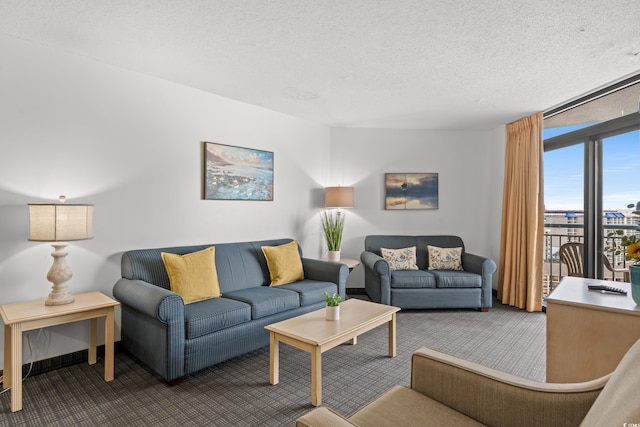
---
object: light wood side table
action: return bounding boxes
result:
[1,291,119,412]
[321,257,360,272]
[546,277,640,383]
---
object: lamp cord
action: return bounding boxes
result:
[0,329,38,392]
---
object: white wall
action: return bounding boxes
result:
[328,127,506,289]
[0,35,331,368]
[0,34,507,369]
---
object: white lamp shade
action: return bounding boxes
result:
[29,204,94,241]
[324,187,354,208]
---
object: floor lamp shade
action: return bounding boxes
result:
[28,201,94,305]
[324,187,354,208]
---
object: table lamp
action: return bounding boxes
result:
[28,196,94,305]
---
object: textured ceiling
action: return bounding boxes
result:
[1,0,639,129]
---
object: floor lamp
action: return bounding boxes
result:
[28,196,94,306]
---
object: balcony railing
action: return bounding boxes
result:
[543,223,636,297]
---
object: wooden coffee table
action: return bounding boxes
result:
[265,298,400,406]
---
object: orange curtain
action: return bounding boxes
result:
[498,112,544,312]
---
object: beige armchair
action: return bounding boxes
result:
[297,339,640,427]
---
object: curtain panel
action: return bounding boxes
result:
[498,112,544,312]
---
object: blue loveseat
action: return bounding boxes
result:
[113,238,348,384]
[361,235,496,311]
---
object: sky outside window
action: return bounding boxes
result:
[543,127,640,210]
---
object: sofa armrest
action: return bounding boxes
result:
[113,278,184,322]
[296,407,356,427]
[410,347,607,427]
[461,252,496,276]
[462,252,496,309]
[113,278,186,383]
[360,251,391,304]
[302,258,349,300]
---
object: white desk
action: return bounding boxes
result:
[546,277,640,383]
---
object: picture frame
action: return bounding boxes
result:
[385,173,438,210]
[203,142,274,201]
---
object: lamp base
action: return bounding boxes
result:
[45,291,75,306]
[45,243,75,306]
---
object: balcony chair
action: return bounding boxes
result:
[558,242,629,281]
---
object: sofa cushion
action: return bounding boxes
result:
[161,246,221,304]
[261,240,305,286]
[428,245,463,271]
[390,270,436,288]
[381,246,419,270]
[223,286,300,319]
[349,385,485,427]
[184,297,251,339]
[430,270,482,288]
[277,280,338,306]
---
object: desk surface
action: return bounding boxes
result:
[546,277,640,382]
[0,291,119,325]
[546,276,640,315]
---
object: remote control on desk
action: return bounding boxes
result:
[587,284,627,295]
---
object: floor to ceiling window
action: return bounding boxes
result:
[542,76,640,296]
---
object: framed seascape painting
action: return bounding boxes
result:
[385,173,438,210]
[203,142,274,201]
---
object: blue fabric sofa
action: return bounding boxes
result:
[113,238,348,384]
[360,235,496,311]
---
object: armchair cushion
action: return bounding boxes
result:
[349,385,484,427]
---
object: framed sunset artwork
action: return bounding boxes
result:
[385,173,438,210]
[203,142,274,201]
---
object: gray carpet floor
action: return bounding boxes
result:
[0,295,546,426]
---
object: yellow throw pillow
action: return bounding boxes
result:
[261,240,305,286]
[161,246,221,304]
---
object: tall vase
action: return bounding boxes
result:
[328,250,341,262]
[630,265,640,305]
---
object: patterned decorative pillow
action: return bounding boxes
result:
[381,247,419,270]
[427,245,463,270]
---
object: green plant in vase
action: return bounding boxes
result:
[324,291,342,306]
[628,242,640,305]
[324,291,342,320]
[321,210,345,261]
[604,202,640,259]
